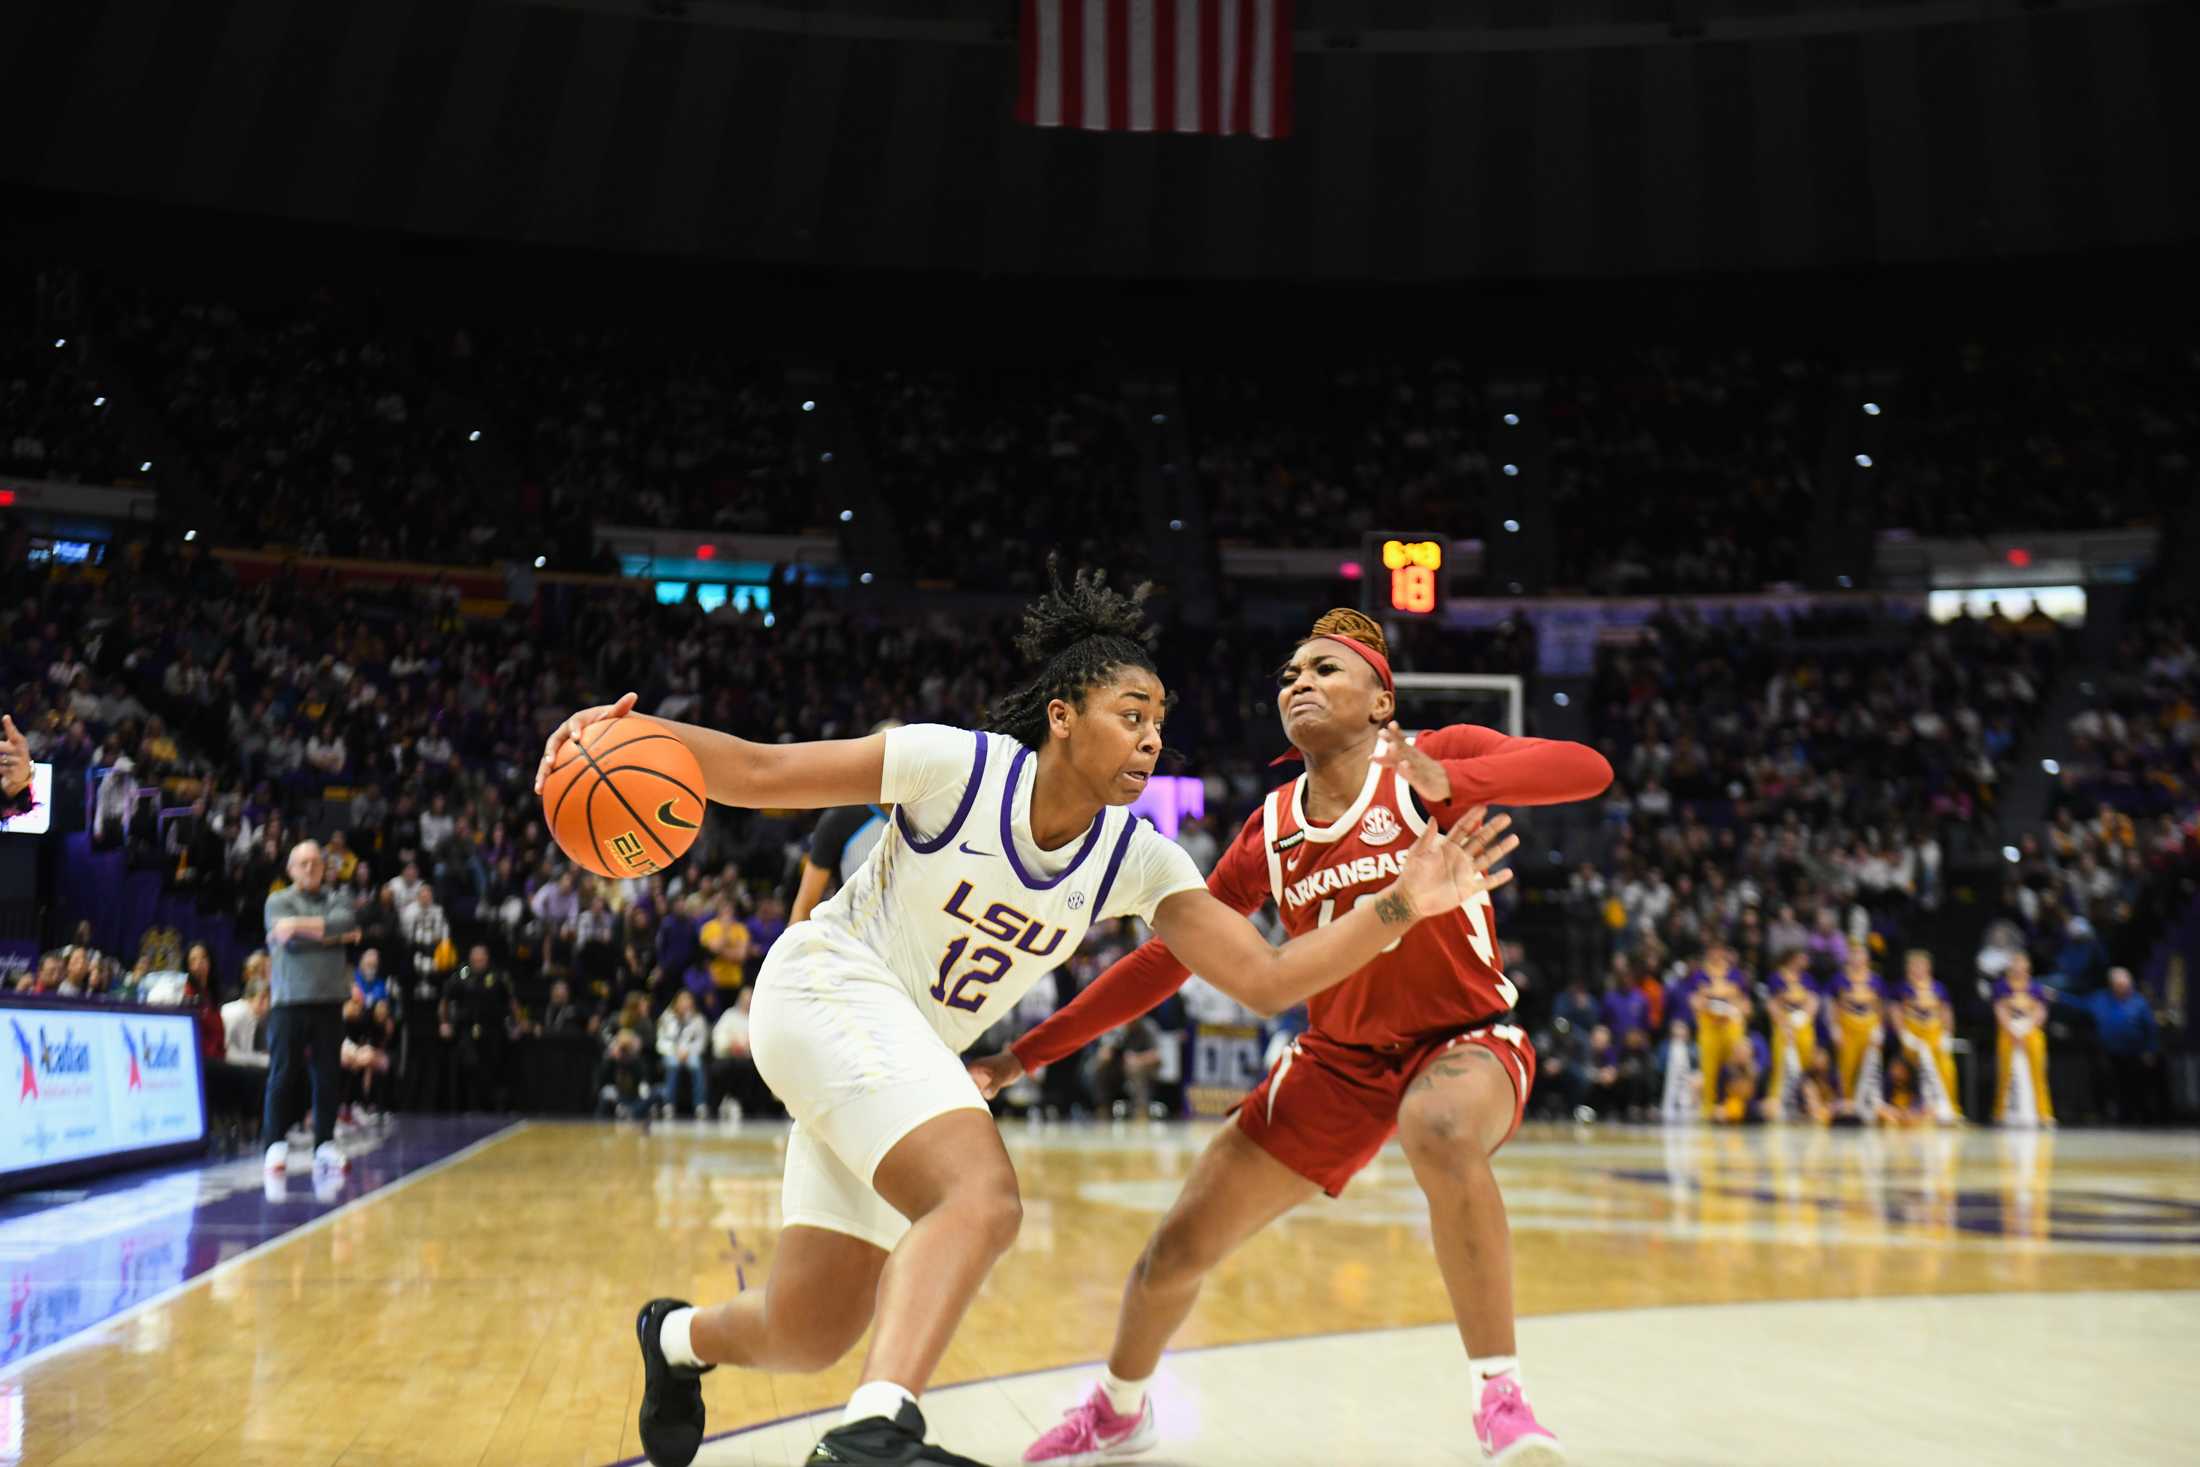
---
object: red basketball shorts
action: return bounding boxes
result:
[1234,1024,1536,1197]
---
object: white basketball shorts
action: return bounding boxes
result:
[750,929,989,1252]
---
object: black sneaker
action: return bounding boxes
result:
[635,1297,713,1467]
[806,1400,994,1465]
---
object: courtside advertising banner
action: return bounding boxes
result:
[2,1001,207,1185]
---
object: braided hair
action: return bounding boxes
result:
[986,558,1160,750]
[1304,607,1389,663]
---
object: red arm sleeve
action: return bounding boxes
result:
[1010,812,1272,1072]
[1413,723,1614,812]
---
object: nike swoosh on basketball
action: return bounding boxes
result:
[958,841,998,858]
[656,800,700,830]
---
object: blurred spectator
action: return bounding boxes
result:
[595,1029,653,1120]
[443,943,518,1112]
[1090,1019,1162,1118]
[339,990,392,1119]
[709,985,775,1119]
[2044,967,2160,1125]
[539,978,591,1037]
[656,988,710,1119]
[261,842,359,1176]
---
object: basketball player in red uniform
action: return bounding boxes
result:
[972,610,1611,1466]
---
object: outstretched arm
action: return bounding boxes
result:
[981,809,1516,1095]
[1154,809,1515,1018]
[996,813,1274,1085]
[535,692,887,810]
[1374,722,1614,815]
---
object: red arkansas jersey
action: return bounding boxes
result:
[1234,732,1513,1047]
[1011,723,1614,1073]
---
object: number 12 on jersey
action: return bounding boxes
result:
[931,936,1012,1013]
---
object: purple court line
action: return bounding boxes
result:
[597,1286,2200,1465]
[0,1116,523,1379]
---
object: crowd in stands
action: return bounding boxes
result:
[1187,357,1486,550]
[1516,593,2187,1126]
[3,330,131,486]
[1869,341,2200,540]
[485,330,812,539]
[853,366,1146,593]
[1544,349,1821,596]
[15,266,2198,602]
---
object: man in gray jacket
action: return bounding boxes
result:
[264,840,361,1176]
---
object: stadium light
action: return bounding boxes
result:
[533,555,546,568]
[139,461,152,472]
[1503,519,1520,533]
[1168,518,1183,530]
[93,396,105,407]
[2002,846,2021,863]
[1836,575,1853,588]
[468,430,481,442]
[801,400,816,412]
[1552,692,1569,707]
[1502,464,1519,477]
[183,530,196,542]
[859,571,874,584]
[2041,758,2061,775]
[53,338,64,349]
[1854,454,1873,468]
[1503,413,1519,426]
[820,451,834,463]
[839,509,853,522]
[1863,402,1881,415]
[1151,413,1167,425]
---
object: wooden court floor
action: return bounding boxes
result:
[6,1118,2197,1466]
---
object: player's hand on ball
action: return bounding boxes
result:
[966,1051,1025,1100]
[534,692,638,794]
[1391,805,1516,922]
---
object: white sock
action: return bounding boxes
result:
[843,1380,916,1428]
[658,1307,704,1369]
[1099,1367,1149,1415]
[1473,1355,1520,1390]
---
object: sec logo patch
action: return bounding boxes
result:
[1359,806,1402,846]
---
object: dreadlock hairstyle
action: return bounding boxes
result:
[985,557,1161,751]
[1303,607,1389,662]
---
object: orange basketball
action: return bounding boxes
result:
[540,715,707,879]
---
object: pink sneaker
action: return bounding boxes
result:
[1475,1376,1564,1465]
[1023,1384,1157,1465]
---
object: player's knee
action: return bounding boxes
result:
[1399,1105,1480,1176]
[951,1179,1024,1255]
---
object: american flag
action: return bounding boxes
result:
[1016,0,1294,141]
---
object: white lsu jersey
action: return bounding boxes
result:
[768,723,1206,1053]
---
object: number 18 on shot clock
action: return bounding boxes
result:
[1362,532,1446,618]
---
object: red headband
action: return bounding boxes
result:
[1309,634,1394,691]
[1269,635,1395,765]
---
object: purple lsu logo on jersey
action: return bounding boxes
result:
[926,881,1076,1014]
[940,881,1070,959]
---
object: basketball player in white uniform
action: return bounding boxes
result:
[538,564,1519,1467]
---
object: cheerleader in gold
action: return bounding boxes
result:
[1891,950,1962,1124]
[1763,948,1822,1121]
[1993,950,2056,1127]
[1687,941,1752,1117]
[1828,946,1887,1112]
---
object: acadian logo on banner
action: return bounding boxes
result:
[1,1006,205,1179]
